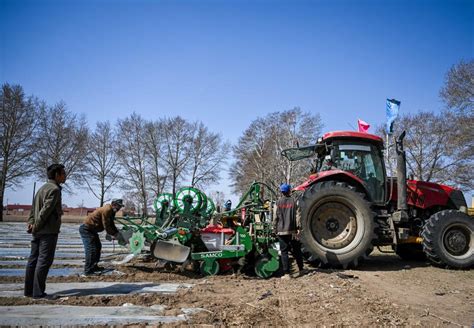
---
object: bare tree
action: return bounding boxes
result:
[32,101,89,191]
[377,110,473,190]
[208,190,226,212]
[231,108,323,194]
[268,108,322,187]
[0,84,38,221]
[162,116,194,195]
[82,121,120,207]
[116,113,150,216]
[440,59,474,190]
[231,116,275,194]
[189,122,228,188]
[444,112,473,190]
[143,120,168,199]
[440,59,474,114]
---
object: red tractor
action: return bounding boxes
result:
[282,131,473,269]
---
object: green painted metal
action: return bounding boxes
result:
[191,226,252,260]
[189,182,281,278]
[174,187,203,214]
[205,198,216,216]
[200,259,219,276]
[129,231,145,255]
[115,183,280,279]
[153,193,174,212]
[255,249,280,278]
[199,191,208,211]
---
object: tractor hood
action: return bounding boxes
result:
[389,179,468,210]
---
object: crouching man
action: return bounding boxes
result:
[79,199,126,275]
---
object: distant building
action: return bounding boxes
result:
[4,204,33,216]
[62,207,96,216]
[3,204,137,217]
[4,204,96,217]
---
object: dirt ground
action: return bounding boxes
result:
[1,250,473,327]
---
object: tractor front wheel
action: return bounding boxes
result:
[299,181,376,268]
[422,210,474,269]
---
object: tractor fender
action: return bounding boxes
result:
[294,170,372,201]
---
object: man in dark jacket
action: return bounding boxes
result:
[24,164,66,298]
[273,183,305,279]
[79,199,125,275]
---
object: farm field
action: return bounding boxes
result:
[0,222,472,326]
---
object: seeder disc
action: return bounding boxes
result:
[129,231,145,255]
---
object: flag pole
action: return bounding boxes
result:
[386,133,390,175]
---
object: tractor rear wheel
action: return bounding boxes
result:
[422,210,474,269]
[299,181,376,268]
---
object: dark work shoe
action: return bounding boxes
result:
[33,293,58,300]
[293,269,309,278]
[93,265,105,272]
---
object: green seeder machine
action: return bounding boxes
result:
[115,182,281,279]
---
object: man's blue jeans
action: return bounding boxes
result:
[79,224,102,274]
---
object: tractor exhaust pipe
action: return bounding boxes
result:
[396,131,407,211]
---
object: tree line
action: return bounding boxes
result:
[0,90,229,220]
[379,59,473,191]
[1,60,472,221]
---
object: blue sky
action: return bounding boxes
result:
[1,0,473,207]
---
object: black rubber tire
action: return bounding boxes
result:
[422,210,474,269]
[393,244,426,261]
[299,181,376,268]
[302,250,322,267]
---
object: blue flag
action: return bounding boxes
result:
[386,98,400,134]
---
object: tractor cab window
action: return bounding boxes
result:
[335,143,385,203]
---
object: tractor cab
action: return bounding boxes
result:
[282,131,387,204]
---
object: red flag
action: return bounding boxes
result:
[358,119,370,133]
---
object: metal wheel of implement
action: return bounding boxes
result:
[129,231,145,255]
[254,254,279,279]
[174,187,203,214]
[200,260,219,276]
[153,193,174,212]
[199,192,208,212]
[206,198,216,216]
